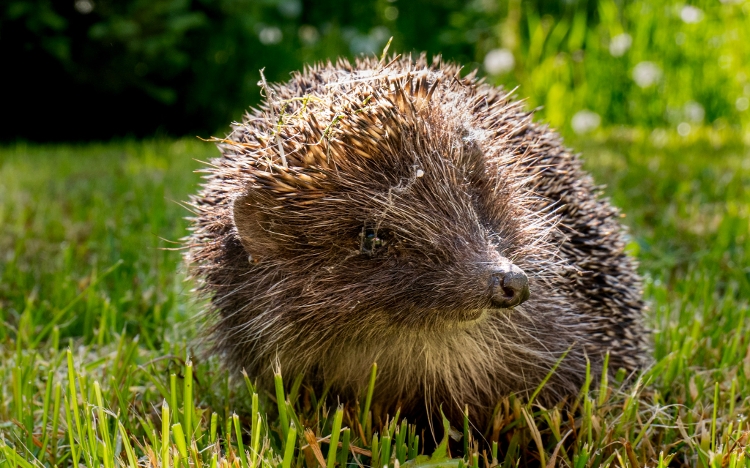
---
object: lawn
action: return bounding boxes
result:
[0,129,749,467]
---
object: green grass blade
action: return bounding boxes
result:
[340,427,351,467]
[327,406,344,468]
[118,421,138,468]
[234,413,249,468]
[161,401,171,468]
[173,422,188,461]
[527,345,572,410]
[275,371,289,442]
[94,381,113,468]
[360,363,378,433]
[63,394,79,468]
[282,423,297,468]
[251,411,262,468]
[184,358,194,439]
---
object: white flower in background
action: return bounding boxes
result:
[650,128,668,148]
[278,0,302,18]
[259,26,283,45]
[75,0,94,13]
[384,6,399,20]
[298,25,319,45]
[680,5,704,23]
[609,33,632,57]
[684,101,705,122]
[737,97,750,111]
[484,49,515,75]
[665,106,682,124]
[571,110,601,134]
[632,62,662,88]
[677,122,691,137]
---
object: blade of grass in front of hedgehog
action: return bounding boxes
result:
[289,373,304,405]
[242,368,256,396]
[522,407,546,467]
[360,362,378,437]
[327,406,344,468]
[463,404,470,458]
[275,371,290,443]
[577,355,592,411]
[286,398,305,449]
[282,422,298,468]
[251,410,263,468]
[380,435,392,468]
[411,422,420,458]
[371,433,380,468]
[251,392,259,454]
[526,344,573,410]
[233,413,249,468]
[597,351,610,408]
[582,389,593,446]
[340,427,351,467]
[395,418,407,463]
[184,358,194,438]
[387,409,400,438]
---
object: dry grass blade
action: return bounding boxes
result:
[522,407,546,467]
[304,428,328,468]
[624,440,641,468]
[545,429,572,468]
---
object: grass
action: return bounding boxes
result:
[0,129,749,467]
[481,0,750,134]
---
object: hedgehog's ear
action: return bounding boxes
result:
[232,193,276,259]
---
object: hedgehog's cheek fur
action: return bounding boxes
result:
[232,192,279,260]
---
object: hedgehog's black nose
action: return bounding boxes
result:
[490,264,530,308]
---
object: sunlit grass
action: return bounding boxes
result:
[0,130,749,467]
[480,0,750,136]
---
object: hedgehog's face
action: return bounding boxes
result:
[229,97,550,332]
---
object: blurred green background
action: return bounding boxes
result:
[5,0,750,141]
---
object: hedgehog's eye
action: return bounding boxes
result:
[360,227,389,257]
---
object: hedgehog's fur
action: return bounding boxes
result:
[186,54,647,427]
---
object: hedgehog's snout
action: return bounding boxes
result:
[489,262,530,309]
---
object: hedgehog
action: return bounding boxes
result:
[186,54,648,428]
